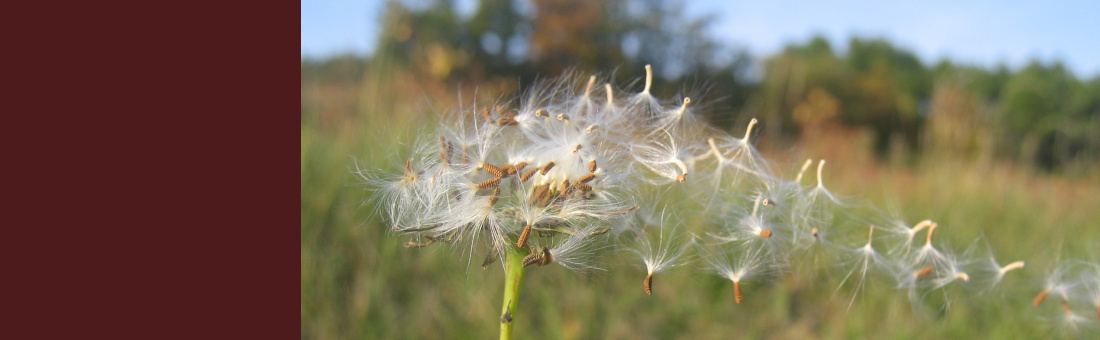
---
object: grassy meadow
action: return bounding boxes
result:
[301,64,1100,339]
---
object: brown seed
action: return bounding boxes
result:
[644,273,654,295]
[535,109,548,118]
[560,179,571,195]
[1033,290,1051,307]
[541,162,556,175]
[400,224,442,232]
[483,163,504,177]
[522,251,542,268]
[759,229,773,238]
[916,264,935,278]
[1062,299,1073,315]
[517,223,533,248]
[514,162,528,172]
[676,173,687,183]
[488,187,501,205]
[577,174,596,184]
[926,222,938,244]
[557,113,569,121]
[541,246,553,266]
[501,164,516,176]
[521,248,543,267]
[404,239,435,248]
[425,233,455,243]
[536,186,553,207]
[477,177,501,189]
[496,105,514,119]
[482,252,497,268]
[439,151,448,163]
[520,168,538,182]
[574,184,593,192]
[572,144,582,153]
[811,228,819,237]
[482,107,492,120]
[734,281,743,304]
[588,160,597,173]
[588,227,612,237]
[528,184,548,205]
[497,116,518,126]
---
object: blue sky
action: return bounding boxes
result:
[301,0,1100,77]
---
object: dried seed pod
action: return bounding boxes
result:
[477,177,502,189]
[517,223,534,248]
[588,160,597,173]
[483,163,504,177]
[577,174,596,184]
[916,264,935,278]
[541,162,556,175]
[644,273,654,295]
[734,281,743,304]
[759,229,773,238]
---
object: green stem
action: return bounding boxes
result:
[499,245,527,340]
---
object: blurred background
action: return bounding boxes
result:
[302,0,1100,338]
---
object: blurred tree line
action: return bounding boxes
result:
[302,0,1100,172]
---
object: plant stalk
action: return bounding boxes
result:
[499,245,527,340]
